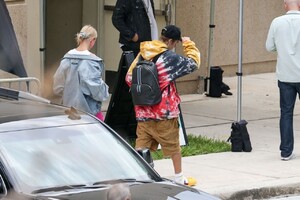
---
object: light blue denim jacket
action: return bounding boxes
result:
[53,53,109,115]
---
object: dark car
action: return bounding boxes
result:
[0,87,220,200]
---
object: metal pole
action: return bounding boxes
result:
[165,0,172,26]
[237,0,244,122]
[206,0,215,94]
[39,0,45,88]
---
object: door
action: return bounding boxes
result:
[44,0,83,98]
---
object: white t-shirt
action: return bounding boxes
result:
[68,49,91,55]
[143,0,158,40]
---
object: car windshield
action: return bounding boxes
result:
[0,116,154,194]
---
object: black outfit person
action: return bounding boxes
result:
[112,0,156,56]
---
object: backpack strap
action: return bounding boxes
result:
[137,55,144,62]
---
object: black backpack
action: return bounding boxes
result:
[227,120,252,152]
[130,52,164,106]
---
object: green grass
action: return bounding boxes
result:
[128,134,231,160]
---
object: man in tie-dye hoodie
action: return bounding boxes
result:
[125,25,201,186]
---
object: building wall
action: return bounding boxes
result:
[175,0,282,93]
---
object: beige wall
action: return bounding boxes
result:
[176,0,283,93]
[26,0,42,81]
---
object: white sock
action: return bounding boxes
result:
[174,172,185,184]
[175,172,183,178]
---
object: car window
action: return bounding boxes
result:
[0,116,153,194]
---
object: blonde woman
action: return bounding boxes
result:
[53,25,109,120]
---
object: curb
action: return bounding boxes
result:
[218,184,300,200]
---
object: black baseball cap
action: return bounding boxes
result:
[161,25,182,41]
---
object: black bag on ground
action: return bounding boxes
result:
[208,66,223,97]
[227,120,252,152]
[131,53,163,106]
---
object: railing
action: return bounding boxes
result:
[0,77,41,95]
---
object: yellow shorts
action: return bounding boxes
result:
[136,118,180,157]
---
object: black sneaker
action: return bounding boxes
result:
[281,153,295,161]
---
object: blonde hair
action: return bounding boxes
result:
[107,183,131,200]
[75,25,97,46]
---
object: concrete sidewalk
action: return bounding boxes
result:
[152,73,300,199]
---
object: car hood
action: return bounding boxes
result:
[34,181,220,200]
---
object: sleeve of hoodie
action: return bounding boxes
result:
[167,40,201,81]
[112,0,135,41]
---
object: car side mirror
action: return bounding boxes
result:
[0,175,7,198]
[137,148,154,168]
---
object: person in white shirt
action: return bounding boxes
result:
[266,0,300,161]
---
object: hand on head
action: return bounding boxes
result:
[181,37,191,43]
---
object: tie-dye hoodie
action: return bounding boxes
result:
[126,39,201,121]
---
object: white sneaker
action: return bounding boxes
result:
[281,153,295,161]
[174,175,197,186]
